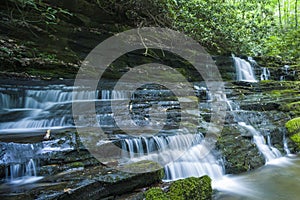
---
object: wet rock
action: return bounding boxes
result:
[0,130,101,180]
[240,102,280,111]
[212,56,236,82]
[1,160,164,200]
[216,125,265,174]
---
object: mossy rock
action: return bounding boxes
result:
[167,176,212,200]
[145,187,168,200]
[291,133,300,143]
[280,101,300,116]
[285,118,300,150]
[285,117,300,135]
[269,89,299,97]
[144,176,212,200]
[216,125,265,174]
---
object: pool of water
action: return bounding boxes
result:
[214,155,300,200]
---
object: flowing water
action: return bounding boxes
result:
[238,122,282,162]
[118,132,224,181]
[261,67,271,80]
[0,72,299,199]
[214,155,300,200]
[233,56,257,82]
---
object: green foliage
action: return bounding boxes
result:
[7,0,300,61]
[262,29,300,61]
[124,0,299,59]
[9,0,72,26]
[95,0,174,26]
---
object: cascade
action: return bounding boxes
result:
[101,90,130,100]
[283,132,291,155]
[0,79,292,196]
[261,67,271,80]
[0,85,98,132]
[1,142,42,184]
[232,56,257,82]
[5,159,39,184]
[208,92,237,111]
[118,132,224,181]
[211,83,284,164]
[238,122,281,162]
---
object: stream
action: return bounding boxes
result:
[215,155,300,199]
[0,56,299,199]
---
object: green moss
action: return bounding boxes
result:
[167,176,212,200]
[68,162,84,168]
[144,176,212,200]
[280,101,300,112]
[260,80,272,83]
[269,89,298,97]
[291,133,300,148]
[285,117,300,135]
[145,187,168,200]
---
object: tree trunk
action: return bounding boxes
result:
[278,0,283,29]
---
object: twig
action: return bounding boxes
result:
[137,23,149,56]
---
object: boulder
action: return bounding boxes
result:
[216,125,265,174]
[285,118,300,151]
[144,175,212,200]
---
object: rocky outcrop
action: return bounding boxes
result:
[216,125,265,174]
[1,160,163,200]
[0,129,165,199]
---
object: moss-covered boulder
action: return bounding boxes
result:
[145,187,169,200]
[285,117,300,151]
[285,117,300,134]
[145,176,212,200]
[167,176,212,200]
[216,125,265,174]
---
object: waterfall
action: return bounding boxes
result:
[0,85,98,132]
[5,159,39,184]
[233,56,257,82]
[238,122,281,162]
[283,132,291,155]
[101,90,130,100]
[118,133,224,181]
[261,67,271,80]
[164,143,224,181]
[1,142,43,184]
